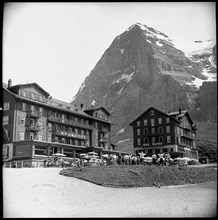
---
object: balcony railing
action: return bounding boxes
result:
[99,137,108,142]
[181,133,194,140]
[142,142,163,147]
[27,110,41,118]
[53,130,87,139]
[26,125,41,132]
[47,116,94,130]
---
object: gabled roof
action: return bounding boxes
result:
[168,110,194,125]
[130,106,180,126]
[84,107,111,116]
[8,82,50,97]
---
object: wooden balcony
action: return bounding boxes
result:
[47,116,93,130]
[53,130,87,140]
[27,110,41,118]
[26,125,41,132]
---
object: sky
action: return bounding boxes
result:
[3,2,216,102]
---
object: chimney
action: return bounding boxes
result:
[179,107,182,114]
[80,103,84,111]
[8,79,12,88]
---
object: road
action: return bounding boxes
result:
[3,167,217,217]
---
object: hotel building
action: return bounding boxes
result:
[2,79,122,164]
[130,106,198,159]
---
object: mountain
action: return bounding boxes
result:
[71,22,217,153]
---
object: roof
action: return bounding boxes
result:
[130,106,180,125]
[8,82,50,97]
[84,107,111,116]
[3,86,111,124]
[168,110,194,125]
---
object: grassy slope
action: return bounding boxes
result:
[59,165,217,188]
[196,123,217,160]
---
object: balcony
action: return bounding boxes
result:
[47,116,94,130]
[181,133,194,140]
[27,110,41,118]
[53,130,87,140]
[26,125,41,132]
[99,137,108,142]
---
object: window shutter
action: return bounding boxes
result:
[18,116,21,125]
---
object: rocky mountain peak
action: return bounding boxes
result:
[71,23,217,152]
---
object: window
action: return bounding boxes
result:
[144,128,148,135]
[137,129,141,135]
[166,117,170,123]
[75,140,78,145]
[81,141,85,146]
[155,149,160,154]
[151,127,155,134]
[167,136,171,143]
[81,129,84,135]
[22,102,28,111]
[61,138,65,143]
[137,121,140,126]
[166,126,170,133]
[54,137,58,143]
[68,127,72,133]
[144,137,149,144]
[38,121,43,129]
[30,132,34,140]
[144,119,147,126]
[4,102,10,111]
[152,137,156,145]
[163,148,168,152]
[20,117,25,125]
[171,148,174,152]
[3,116,9,125]
[48,134,52,142]
[158,118,162,124]
[159,136,163,143]
[18,131,24,140]
[39,95,43,102]
[38,135,42,141]
[158,126,163,133]
[150,110,155,116]
[137,138,141,145]
[75,128,78,134]
[29,119,34,127]
[148,149,153,154]
[151,119,155,126]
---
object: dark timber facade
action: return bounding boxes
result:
[130,107,198,159]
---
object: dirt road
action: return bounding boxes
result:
[3,167,217,217]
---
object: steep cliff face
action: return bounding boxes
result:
[72,23,217,152]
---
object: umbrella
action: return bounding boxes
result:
[174,157,183,160]
[52,153,66,157]
[79,153,88,157]
[181,157,191,161]
[169,158,174,161]
[102,154,109,158]
[144,156,152,162]
[88,152,98,155]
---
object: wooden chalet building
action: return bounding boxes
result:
[2,79,124,164]
[130,106,198,159]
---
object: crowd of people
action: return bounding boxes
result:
[42,151,177,168]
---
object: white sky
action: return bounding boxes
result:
[3,2,216,102]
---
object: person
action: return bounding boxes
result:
[152,154,157,165]
[158,153,164,166]
[139,151,146,165]
[43,158,47,168]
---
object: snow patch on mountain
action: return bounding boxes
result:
[113,72,135,84]
[79,82,85,92]
[117,128,125,134]
[186,68,217,88]
[156,41,163,47]
[120,49,124,54]
[117,87,124,95]
[117,138,130,144]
